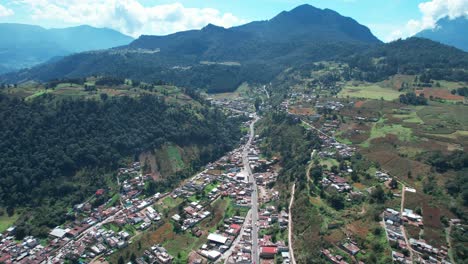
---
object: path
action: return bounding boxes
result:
[400,184,414,261]
[306,149,317,184]
[288,183,297,264]
[445,223,455,264]
[262,85,270,99]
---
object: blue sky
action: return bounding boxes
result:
[0,0,467,41]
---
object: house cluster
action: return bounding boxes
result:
[0,231,50,264]
[47,224,132,263]
[316,100,344,111]
[409,239,449,262]
[258,234,289,262]
[401,209,423,227]
[383,208,412,264]
[138,244,174,264]
[172,171,217,199]
[321,172,352,193]
[318,136,355,159]
[258,206,288,231]
[208,97,254,116]
[197,216,247,261]
[172,200,212,231]
[321,249,349,264]
[375,171,391,182]
[220,178,252,207]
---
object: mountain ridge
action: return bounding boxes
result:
[415,16,468,52]
[0,23,134,71]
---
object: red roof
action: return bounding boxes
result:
[261,247,278,254]
[230,224,241,230]
[95,189,105,195]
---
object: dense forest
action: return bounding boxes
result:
[0,92,244,237]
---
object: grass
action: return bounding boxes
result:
[163,225,207,262]
[320,158,339,169]
[166,145,185,171]
[339,83,402,101]
[392,111,424,124]
[203,183,218,195]
[0,211,20,233]
[106,193,121,208]
[361,118,414,147]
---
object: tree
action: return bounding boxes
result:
[100,93,108,101]
[389,178,398,189]
[371,185,386,204]
[118,256,125,264]
[130,253,136,263]
[328,193,345,210]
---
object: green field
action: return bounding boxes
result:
[0,211,20,233]
[339,84,402,100]
[361,119,414,147]
[392,110,424,124]
[166,144,185,171]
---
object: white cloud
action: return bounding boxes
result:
[0,4,14,17]
[388,0,468,41]
[15,0,246,37]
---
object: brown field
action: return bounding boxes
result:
[355,100,366,108]
[423,205,442,228]
[423,227,447,248]
[324,229,346,243]
[289,106,316,115]
[346,220,371,239]
[406,225,421,239]
[416,88,464,101]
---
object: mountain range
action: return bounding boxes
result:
[1,4,466,92]
[0,24,134,72]
[415,16,468,52]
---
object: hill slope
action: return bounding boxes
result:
[415,16,468,52]
[344,37,468,82]
[0,5,380,92]
[0,23,134,70]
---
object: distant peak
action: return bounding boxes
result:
[290,4,320,12]
[202,23,225,31]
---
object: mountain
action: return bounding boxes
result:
[0,23,134,70]
[129,4,380,63]
[415,16,468,52]
[0,5,381,92]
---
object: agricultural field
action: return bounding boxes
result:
[339,83,402,101]
[2,78,197,107]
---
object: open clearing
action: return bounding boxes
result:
[339,83,402,100]
[416,88,464,101]
[0,211,20,233]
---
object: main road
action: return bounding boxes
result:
[243,114,260,264]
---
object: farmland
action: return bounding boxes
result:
[339,83,402,100]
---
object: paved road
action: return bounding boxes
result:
[288,183,297,264]
[243,115,260,264]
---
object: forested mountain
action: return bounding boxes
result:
[0,23,133,70]
[343,37,468,82]
[415,16,468,52]
[0,90,243,237]
[0,5,380,92]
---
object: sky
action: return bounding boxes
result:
[0,0,467,42]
